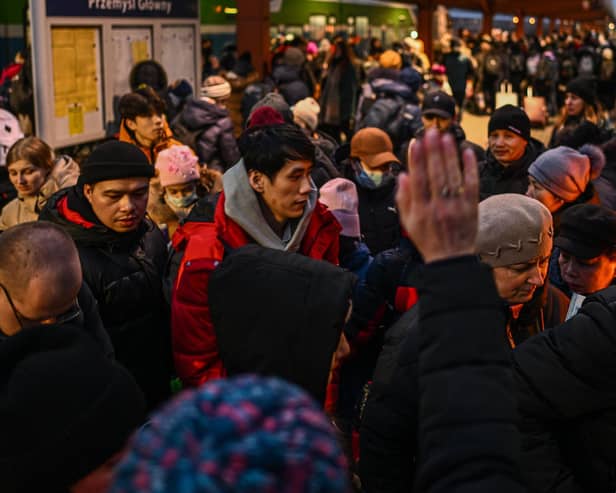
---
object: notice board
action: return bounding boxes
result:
[111,27,153,98]
[50,26,104,141]
[30,0,200,148]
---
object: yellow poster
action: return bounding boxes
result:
[131,40,149,64]
[52,28,99,119]
[68,104,84,135]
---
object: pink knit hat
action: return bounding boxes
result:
[155,145,199,187]
[319,178,361,238]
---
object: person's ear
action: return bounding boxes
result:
[248,170,266,193]
[125,119,138,132]
[83,184,94,204]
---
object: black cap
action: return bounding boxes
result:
[79,141,154,185]
[488,104,531,141]
[422,90,456,119]
[555,204,616,259]
[566,76,597,107]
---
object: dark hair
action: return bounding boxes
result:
[6,137,54,171]
[118,86,166,121]
[238,124,315,180]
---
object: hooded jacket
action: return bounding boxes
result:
[171,97,240,172]
[170,161,341,388]
[479,137,546,200]
[0,155,79,231]
[209,245,354,404]
[39,186,171,410]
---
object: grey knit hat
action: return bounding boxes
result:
[478,194,553,267]
[247,93,293,125]
[528,145,605,202]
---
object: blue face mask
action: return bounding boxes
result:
[165,192,198,209]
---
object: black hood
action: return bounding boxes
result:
[209,245,355,404]
[272,63,302,84]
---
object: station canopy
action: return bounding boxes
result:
[394,0,611,22]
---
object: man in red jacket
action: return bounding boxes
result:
[171,123,341,387]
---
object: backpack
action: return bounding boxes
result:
[170,115,205,153]
[535,57,553,81]
[240,82,274,124]
[358,97,420,149]
[560,57,576,81]
[484,53,502,77]
[0,109,23,166]
[526,54,541,77]
[578,53,596,77]
[600,59,615,81]
[510,53,525,74]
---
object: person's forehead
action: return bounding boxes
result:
[95,177,150,192]
[7,159,37,170]
[280,159,313,173]
[489,129,525,140]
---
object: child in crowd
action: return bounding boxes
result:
[150,145,201,238]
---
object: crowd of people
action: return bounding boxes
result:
[1,24,616,493]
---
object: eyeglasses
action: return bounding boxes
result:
[0,282,81,330]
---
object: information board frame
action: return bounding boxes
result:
[31,0,200,149]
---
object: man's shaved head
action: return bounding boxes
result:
[0,221,82,306]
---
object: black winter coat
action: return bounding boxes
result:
[479,138,545,200]
[514,286,616,493]
[415,257,524,493]
[271,63,310,106]
[39,187,172,410]
[359,275,567,492]
[172,97,240,172]
[342,158,401,255]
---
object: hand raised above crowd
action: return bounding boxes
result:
[396,128,479,263]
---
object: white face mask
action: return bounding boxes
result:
[164,192,198,210]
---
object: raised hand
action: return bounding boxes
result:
[396,128,479,264]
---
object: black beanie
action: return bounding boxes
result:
[79,141,154,185]
[0,324,146,491]
[566,76,597,107]
[488,104,531,141]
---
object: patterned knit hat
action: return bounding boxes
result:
[155,145,199,187]
[110,375,351,493]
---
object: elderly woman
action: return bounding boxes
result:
[0,136,79,230]
[359,192,569,493]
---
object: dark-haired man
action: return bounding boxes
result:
[479,104,545,200]
[118,86,181,163]
[40,141,171,410]
[171,123,341,387]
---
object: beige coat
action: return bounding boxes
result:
[0,155,80,230]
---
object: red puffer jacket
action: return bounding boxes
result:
[171,192,340,388]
